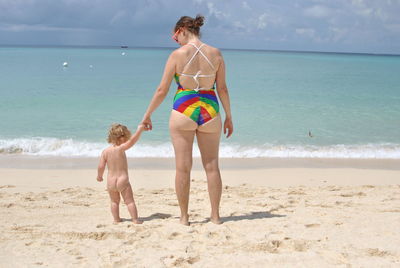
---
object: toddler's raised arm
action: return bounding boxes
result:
[119,124,146,151]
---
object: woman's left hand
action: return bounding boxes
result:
[224,117,233,138]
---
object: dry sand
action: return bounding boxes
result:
[1,158,400,267]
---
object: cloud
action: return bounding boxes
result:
[257,13,268,29]
[296,28,316,38]
[109,10,129,26]
[0,0,399,53]
[242,1,251,10]
[304,5,331,18]
[329,27,348,42]
[0,23,94,32]
[206,2,228,19]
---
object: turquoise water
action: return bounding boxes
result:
[1,46,399,158]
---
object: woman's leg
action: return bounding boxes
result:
[197,115,223,224]
[169,110,197,225]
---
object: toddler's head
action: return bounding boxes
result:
[107,123,132,145]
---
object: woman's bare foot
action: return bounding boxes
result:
[132,218,143,224]
[113,218,122,224]
[180,214,190,226]
[210,216,223,225]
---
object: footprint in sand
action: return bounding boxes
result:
[3,203,15,208]
[25,241,35,246]
[291,239,311,252]
[288,190,306,195]
[362,185,375,188]
[340,192,366,197]
[204,231,219,239]
[304,223,320,228]
[162,255,200,267]
[256,240,282,253]
[168,232,181,239]
[0,185,16,189]
[62,201,91,207]
[366,248,392,257]
[327,186,341,191]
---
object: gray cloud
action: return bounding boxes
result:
[0,0,399,53]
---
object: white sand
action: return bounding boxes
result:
[1,165,400,267]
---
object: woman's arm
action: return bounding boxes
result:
[142,51,177,130]
[215,51,233,138]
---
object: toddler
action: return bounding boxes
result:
[97,123,145,224]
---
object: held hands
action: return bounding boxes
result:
[224,117,233,138]
[141,116,152,131]
[137,123,147,132]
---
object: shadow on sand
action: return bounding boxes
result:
[139,212,173,222]
[221,211,286,222]
[191,211,286,224]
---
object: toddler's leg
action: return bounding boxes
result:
[108,190,121,224]
[121,184,142,224]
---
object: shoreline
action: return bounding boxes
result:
[1,155,399,170]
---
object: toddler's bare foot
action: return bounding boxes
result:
[180,214,190,226]
[113,218,122,224]
[132,218,143,224]
[210,216,223,225]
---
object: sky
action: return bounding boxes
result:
[1,0,400,54]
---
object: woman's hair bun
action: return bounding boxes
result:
[174,15,205,36]
[193,14,204,28]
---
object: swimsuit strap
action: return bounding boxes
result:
[182,43,215,72]
[178,43,216,92]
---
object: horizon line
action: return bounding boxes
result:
[0,43,399,57]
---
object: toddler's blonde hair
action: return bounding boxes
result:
[107,123,131,144]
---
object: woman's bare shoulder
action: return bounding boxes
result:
[204,44,223,66]
[169,46,190,60]
[204,44,221,54]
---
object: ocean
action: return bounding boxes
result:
[1,46,399,158]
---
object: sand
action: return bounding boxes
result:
[1,157,400,267]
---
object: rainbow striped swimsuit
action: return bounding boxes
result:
[172,42,220,125]
[173,73,219,125]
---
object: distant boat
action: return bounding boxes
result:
[121,46,128,48]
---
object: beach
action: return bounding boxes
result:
[1,3,400,267]
[1,46,400,267]
[1,157,400,267]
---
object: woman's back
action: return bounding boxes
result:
[174,43,221,90]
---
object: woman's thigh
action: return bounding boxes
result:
[196,115,222,165]
[169,110,197,170]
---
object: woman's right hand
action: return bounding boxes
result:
[141,116,153,131]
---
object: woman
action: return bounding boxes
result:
[141,15,233,225]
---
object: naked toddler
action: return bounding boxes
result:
[97,123,145,224]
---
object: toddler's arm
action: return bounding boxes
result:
[97,150,106,181]
[119,124,146,151]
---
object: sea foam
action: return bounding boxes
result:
[1,137,400,159]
